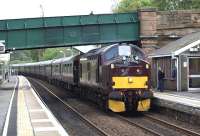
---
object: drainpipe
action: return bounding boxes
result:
[172,53,179,92]
[176,57,179,92]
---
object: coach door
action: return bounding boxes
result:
[188,57,200,92]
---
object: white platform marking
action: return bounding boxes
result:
[2,77,18,136]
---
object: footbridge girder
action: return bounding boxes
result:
[0,12,139,50]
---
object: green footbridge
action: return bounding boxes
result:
[0,12,139,50]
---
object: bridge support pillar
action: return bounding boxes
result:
[139,8,158,55]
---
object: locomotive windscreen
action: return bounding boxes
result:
[104,44,145,62]
[118,46,131,56]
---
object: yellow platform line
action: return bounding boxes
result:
[17,76,34,136]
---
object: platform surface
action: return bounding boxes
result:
[153,90,200,116]
[0,76,17,135]
[1,76,68,136]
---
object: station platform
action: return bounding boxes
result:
[0,76,68,136]
[152,90,200,124]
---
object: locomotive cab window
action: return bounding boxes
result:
[104,45,145,61]
[104,47,118,61]
[118,45,131,56]
[132,47,145,60]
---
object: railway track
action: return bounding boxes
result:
[29,78,110,136]
[115,113,200,136]
[116,115,163,136]
[144,114,200,136]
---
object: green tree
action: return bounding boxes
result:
[42,48,60,60]
[113,0,153,12]
[10,47,79,64]
[153,0,200,11]
[42,47,76,61]
[113,0,200,12]
[30,49,42,62]
[10,50,33,64]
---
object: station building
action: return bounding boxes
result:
[149,32,200,92]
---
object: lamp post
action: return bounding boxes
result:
[40,4,44,17]
[59,51,65,58]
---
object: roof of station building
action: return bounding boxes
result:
[149,31,200,58]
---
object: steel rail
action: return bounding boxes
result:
[144,114,200,136]
[115,115,163,136]
[29,78,110,136]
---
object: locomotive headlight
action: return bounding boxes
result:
[146,64,149,69]
[128,77,133,83]
[111,64,115,69]
[135,56,139,61]
[122,56,126,61]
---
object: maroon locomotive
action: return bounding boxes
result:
[78,43,152,112]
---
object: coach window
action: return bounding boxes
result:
[57,65,59,73]
[87,62,91,80]
[68,64,70,73]
[80,63,82,78]
[62,64,65,73]
[0,65,2,75]
[64,64,66,73]
[70,64,72,73]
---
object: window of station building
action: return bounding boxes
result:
[158,58,177,79]
[171,59,177,79]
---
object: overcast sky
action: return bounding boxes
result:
[0,0,120,20]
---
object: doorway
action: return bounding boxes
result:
[188,57,200,92]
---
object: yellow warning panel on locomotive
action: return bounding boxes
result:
[108,100,125,112]
[137,99,151,111]
[112,76,148,89]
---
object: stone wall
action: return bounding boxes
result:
[139,9,200,53]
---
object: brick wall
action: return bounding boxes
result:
[139,9,200,54]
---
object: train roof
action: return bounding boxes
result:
[11,62,37,67]
[83,43,142,57]
[39,60,53,66]
[52,56,73,65]
[11,56,75,67]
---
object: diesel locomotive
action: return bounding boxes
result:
[12,43,153,112]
